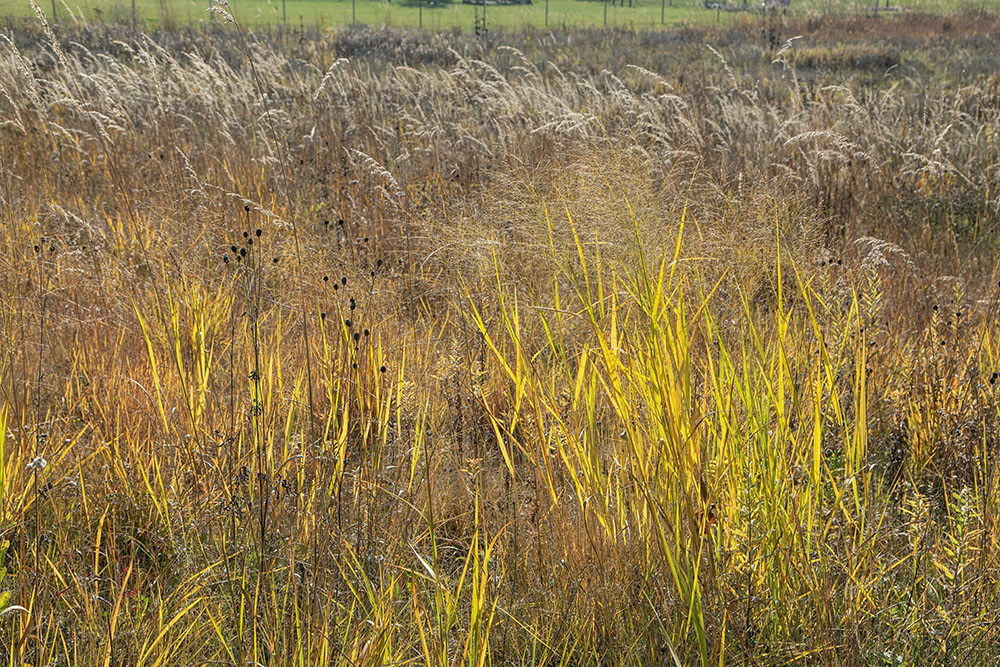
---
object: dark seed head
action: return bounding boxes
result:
[353,332,360,342]
[321,312,327,320]
[323,276,329,282]
[380,365,387,373]
[256,228,262,237]
[345,319,352,327]
[244,205,250,212]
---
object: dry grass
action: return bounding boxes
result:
[0,11,999,665]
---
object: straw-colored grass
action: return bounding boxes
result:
[1,11,999,665]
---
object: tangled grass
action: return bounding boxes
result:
[1,11,999,665]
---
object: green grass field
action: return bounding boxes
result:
[3,0,715,30]
[2,0,988,30]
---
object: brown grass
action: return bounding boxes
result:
[0,11,999,665]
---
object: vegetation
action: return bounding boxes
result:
[0,0,989,31]
[1,9,1000,665]
[2,0,712,31]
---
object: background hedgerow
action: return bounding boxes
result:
[0,10,999,665]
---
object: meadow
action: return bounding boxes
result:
[0,0,986,31]
[1,8,1000,666]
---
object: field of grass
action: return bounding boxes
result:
[7,0,712,30]
[2,9,1000,666]
[0,0,989,30]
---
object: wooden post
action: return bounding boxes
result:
[545,0,548,26]
[419,0,422,28]
[661,0,664,23]
[352,0,356,24]
[603,0,607,25]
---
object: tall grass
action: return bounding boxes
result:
[0,11,998,664]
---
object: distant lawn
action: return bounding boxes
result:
[5,0,713,30]
[0,0,988,30]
